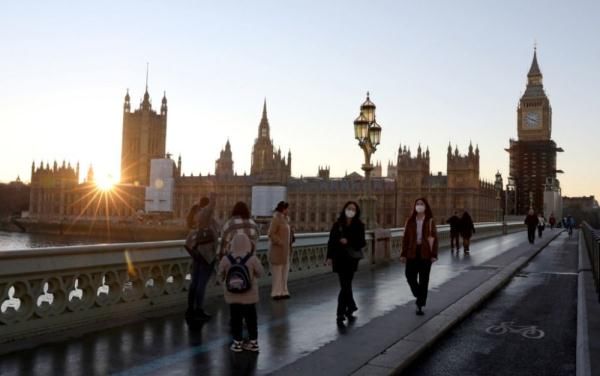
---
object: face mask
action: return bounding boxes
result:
[415,204,425,213]
[345,209,356,218]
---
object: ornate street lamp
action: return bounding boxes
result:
[353,92,382,229]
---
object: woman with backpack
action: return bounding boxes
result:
[219,201,260,259]
[326,201,366,325]
[400,197,438,316]
[218,233,264,352]
[268,201,292,300]
[184,192,219,324]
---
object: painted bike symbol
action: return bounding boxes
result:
[485,321,545,339]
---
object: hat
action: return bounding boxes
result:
[274,201,289,212]
[230,233,252,253]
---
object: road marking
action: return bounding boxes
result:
[485,321,545,339]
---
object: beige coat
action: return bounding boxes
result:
[218,233,264,305]
[268,212,291,265]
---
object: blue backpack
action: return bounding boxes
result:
[225,254,252,293]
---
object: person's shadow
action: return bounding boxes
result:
[229,351,259,376]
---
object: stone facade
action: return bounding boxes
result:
[120,89,167,186]
[391,143,499,225]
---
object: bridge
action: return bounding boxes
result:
[0,222,598,375]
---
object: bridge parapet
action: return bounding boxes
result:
[0,221,523,352]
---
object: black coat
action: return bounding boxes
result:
[327,220,366,273]
[447,215,461,233]
[459,214,475,238]
[524,214,538,229]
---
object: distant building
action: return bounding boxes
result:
[28,161,144,220]
[28,91,502,232]
[563,196,598,212]
[389,143,500,225]
[506,49,563,214]
[120,87,167,186]
[0,177,30,217]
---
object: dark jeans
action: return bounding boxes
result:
[230,303,257,341]
[537,226,544,238]
[527,227,536,244]
[187,259,213,313]
[450,231,460,250]
[405,257,432,307]
[336,270,357,316]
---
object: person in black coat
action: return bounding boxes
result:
[326,201,366,325]
[459,211,475,253]
[524,209,538,244]
[446,211,461,252]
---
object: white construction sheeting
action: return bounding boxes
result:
[251,186,287,217]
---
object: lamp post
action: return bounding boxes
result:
[353,92,382,229]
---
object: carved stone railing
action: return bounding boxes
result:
[0,221,523,353]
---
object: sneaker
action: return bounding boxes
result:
[243,340,260,352]
[336,315,346,325]
[230,340,243,352]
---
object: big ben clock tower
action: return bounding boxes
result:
[507,48,563,215]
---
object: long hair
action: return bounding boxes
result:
[231,201,251,219]
[337,201,362,225]
[186,204,201,229]
[407,197,433,223]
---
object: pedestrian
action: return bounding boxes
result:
[219,201,260,259]
[268,201,292,300]
[524,209,538,244]
[326,201,366,325]
[446,211,461,252]
[218,233,264,352]
[400,198,438,316]
[460,210,475,254]
[184,192,219,324]
[567,215,575,237]
[537,213,545,238]
[549,213,556,230]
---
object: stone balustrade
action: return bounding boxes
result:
[0,221,524,352]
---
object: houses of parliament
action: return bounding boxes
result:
[26,51,561,232]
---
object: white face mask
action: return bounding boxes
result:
[415,204,426,214]
[345,209,356,219]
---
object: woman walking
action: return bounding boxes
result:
[537,213,545,238]
[400,198,438,316]
[268,201,292,300]
[219,201,260,259]
[184,192,218,324]
[326,201,366,325]
[459,210,475,254]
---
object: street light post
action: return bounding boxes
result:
[353,92,382,230]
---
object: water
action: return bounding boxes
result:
[0,231,108,251]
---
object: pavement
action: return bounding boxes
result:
[403,231,578,376]
[0,229,562,376]
[577,229,600,376]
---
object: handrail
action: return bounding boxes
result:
[581,221,600,302]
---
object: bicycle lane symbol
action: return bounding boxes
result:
[485,321,545,339]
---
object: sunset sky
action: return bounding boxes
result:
[1,1,599,200]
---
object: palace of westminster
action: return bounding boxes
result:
[27,50,562,232]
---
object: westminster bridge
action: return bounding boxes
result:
[0,222,599,375]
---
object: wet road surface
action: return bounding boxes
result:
[404,230,577,376]
[0,230,543,376]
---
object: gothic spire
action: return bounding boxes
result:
[527,47,542,78]
[262,98,267,120]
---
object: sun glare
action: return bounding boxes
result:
[95,175,115,191]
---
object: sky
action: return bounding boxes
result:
[1,0,599,200]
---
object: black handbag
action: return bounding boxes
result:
[339,225,364,259]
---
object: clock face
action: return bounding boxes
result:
[525,111,540,128]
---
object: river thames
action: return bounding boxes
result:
[0,231,109,250]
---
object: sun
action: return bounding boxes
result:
[95,174,115,191]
